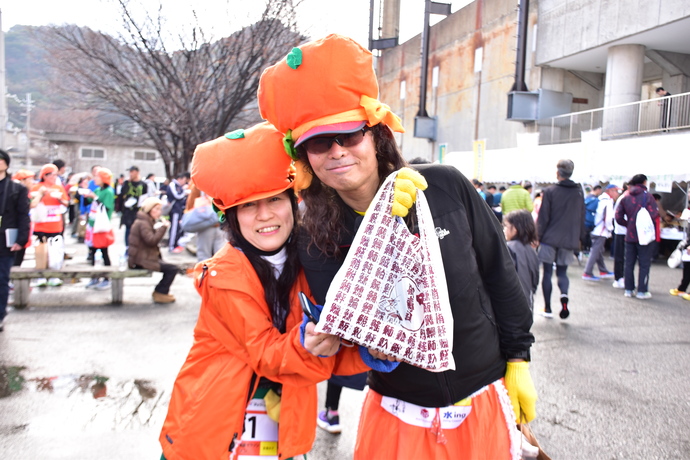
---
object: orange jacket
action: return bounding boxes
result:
[160,244,368,460]
[30,183,68,234]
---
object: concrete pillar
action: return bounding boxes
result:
[382,0,401,39]
[603,44,645,137]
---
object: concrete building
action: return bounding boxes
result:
[374,0,690,185]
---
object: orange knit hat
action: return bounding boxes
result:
[39,164,58,180]
[97,167,113,186]
[191,122,296,211]
[258,34,404,157]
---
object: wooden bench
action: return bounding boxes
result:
[10,267,152,308]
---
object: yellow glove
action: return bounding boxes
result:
[504,361,537,423]
[392,167,428,217]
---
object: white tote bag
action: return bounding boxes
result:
[47,235,65,270]
[315,171,455,372]
[92,202,112,233]
[636,194,655,246]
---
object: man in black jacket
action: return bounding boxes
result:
[116,165,148,249]
[0,150,31,332]
[537,159,585,319]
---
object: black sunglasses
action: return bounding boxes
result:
[302,127,370,155]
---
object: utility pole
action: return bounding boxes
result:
[0,9,7,151]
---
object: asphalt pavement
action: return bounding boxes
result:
[1,236,689,459]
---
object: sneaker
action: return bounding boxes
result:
[538,309,553,318]
[47,278,63,287]
[152,291,176,304]
[35,278,48,288]
[95,279,111,291]
[559,295,570,319]
[669,288,686,296]
[681,294,690,301]
[317,410,342,434]
[624,290,634,298]
[612,278,625,289]
[582,273,600,281]
[170,246,185,254]
[85,278,100,289]
[598,271,615,279]
[636,291,652,300]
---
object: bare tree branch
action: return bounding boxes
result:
[39,0,304,176]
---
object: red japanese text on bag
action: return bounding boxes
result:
[315,171,454,372]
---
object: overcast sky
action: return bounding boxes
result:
[1,0,471,48]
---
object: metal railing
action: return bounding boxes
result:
[538,92,690,145]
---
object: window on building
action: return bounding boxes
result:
[81,147,105,159]
[134,151,157,161]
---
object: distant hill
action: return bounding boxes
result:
[4,25,54,129]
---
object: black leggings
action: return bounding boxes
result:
[678,262,690,292]
[541,263,569,309]
[325,382,343,411]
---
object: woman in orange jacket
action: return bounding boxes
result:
[159,122,370,460]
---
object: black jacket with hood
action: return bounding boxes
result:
[538,179,586,250]
[298,164,534,407]
[0,176,30,257]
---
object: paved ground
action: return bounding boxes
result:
[1,234,689,459]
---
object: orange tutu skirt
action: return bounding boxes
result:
[354,379,520,460]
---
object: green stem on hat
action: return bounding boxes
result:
[283,130,298,161]
[286,48,302,69]
[212,202,226,223]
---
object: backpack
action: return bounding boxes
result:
[636,193,655,246]
[584,195,599,229]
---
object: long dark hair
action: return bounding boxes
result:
[297,123,407,257]
[224,192,300,332]
[504,210,538,245]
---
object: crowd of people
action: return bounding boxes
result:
[0,32,686,460]
[0,157,216,323]
[473,162,678,321]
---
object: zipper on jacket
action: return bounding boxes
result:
[198,264,209,288]
[438,371,454,406]
[228,432,238,453]
[229,373,259,453]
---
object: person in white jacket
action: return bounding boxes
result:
[582,184,621,280]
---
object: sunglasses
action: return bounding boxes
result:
[302,127,370,155]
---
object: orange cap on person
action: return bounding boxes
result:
[258,34,404,147]
[191,122,296,211]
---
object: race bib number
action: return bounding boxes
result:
[381,395,472,429]
[233,399,279,460]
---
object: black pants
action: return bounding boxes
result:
[136,263,178,295]
[624,242,652,293]
[541,263,569,310]
[678,263,690,292]
[613,234,626,280]
[325,382,343,411]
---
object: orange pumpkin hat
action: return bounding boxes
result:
[258,34,404,158]
[97,167,113,186]
[39,164,58,180]
[191,122,296,211]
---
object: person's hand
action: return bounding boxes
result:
[303,322,340,357]
[161,219,171,228]
[392,167,428,217]
[367,349,400,362]
[10,243,22,252]
[359,347,400,372]
[504,361,538,423]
